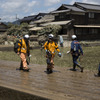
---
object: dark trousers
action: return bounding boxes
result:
[60,43,63,47]
[72,55,80,69]
[98,65,100,76]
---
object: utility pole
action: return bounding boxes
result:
[16,14,17,25]
[16,14,19,25]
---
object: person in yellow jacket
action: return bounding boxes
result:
[17,34,30,71]
[43,34,61,74]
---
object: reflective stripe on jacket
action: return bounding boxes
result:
[71,40,83,55]
[17,39,30,54]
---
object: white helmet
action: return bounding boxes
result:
[24,34,29,39]
[48,34,54,39]
[72,35,77,39]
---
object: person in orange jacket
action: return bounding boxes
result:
[43,34,61,74]
[17,34,30,71]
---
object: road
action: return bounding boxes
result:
[0,60,100,100]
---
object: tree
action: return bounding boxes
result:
[37,24,62,46]
[7,22,13,28]
[38,24,61,36]
[7,23,30,36]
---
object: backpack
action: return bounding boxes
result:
[14,39,22,53]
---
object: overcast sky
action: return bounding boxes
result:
[0,0,100,22]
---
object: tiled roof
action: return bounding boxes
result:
[20,13,48,22]
[63,4,85,12]
[40,20,71,26]
[51,4,85,14]
[50,9,70,14]
[34,13,48,19]
[74,2,100,10]
[33,15,54,23]
[20,15,36,22]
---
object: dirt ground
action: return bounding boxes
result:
[0,60,100,100]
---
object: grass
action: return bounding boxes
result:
[0,46,100,70]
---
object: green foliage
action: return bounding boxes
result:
[0,33,7,44]
[37,25,62,46]
[7,23,30,36]
[38,25,61,36]
[7,22,13,28]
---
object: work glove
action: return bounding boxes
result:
[29,54,32,57]
[45,49,48,53]
[58,52,62,57]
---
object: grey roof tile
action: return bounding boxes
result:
[75,2,100,10]
[63,4,85,12]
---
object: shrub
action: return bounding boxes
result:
[0,33,7,44]
[38,25,61,36]
[37,25,62,46]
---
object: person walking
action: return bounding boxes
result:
[70,35,84,72]
[43,34,61,74]
[17,34,30,71]
[59,35,64,47]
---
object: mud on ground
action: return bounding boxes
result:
[0,60,100,100]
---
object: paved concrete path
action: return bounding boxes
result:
[0,60,100,100]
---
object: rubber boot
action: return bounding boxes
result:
[49,68,53,73]
[19,61,23,70]
[23,68,29,72]
[47,68,50,74]
[98,63,100,76]
[72,64,76,71]
[80,67,84,72]
[97,71,100,77]
[77,63,84,72]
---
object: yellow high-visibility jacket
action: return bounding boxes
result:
[17,39,30,54]
[44,41,60,55]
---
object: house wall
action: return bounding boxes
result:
[74,27,100,40]
[54,12,100,25]
[55,14,86,25]
[70,14,85,24]
[0,24,7,29]
[55,13,69,21]
[85,13,100,25]
[60,24,74,40]
[0,24,7,34]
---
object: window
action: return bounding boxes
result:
[89,12,94,18]
[59,13,65,19]
[89,28,98,34]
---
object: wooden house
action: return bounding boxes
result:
[20,15,36,24]
[20,13,48,24]
[51,2,100,40]
[21,13,52,34]
[29,14,54,34]
[29,13,48,25]
[74,2,100,40]
[0,22,8,34]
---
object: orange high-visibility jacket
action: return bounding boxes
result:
[17,39,30,54]
[44,41,60,55]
